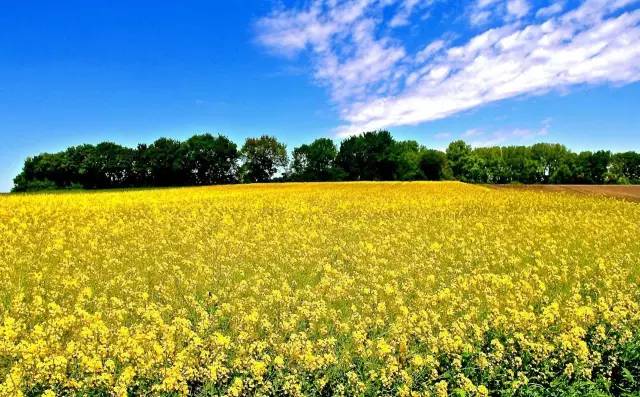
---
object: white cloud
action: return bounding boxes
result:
[257,0,640,137]
[469,0,529,25]
[507,0,531,18]
[416,39,447,62]
[463,128,483,137]
[536,2,565,18]
[390,0,429,27]
[256,0,411,102]
[459,119,551,147]
[434,132,452,139]
[470,130,541,146]
[470,9,492,25]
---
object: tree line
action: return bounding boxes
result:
[12,131,640,192]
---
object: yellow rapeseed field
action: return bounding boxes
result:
[1,182,639,396]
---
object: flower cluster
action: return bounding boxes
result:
[0,182,639,396]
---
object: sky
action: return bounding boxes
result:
[1,0,639,191]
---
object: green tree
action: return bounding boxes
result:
[550,163,574,184]
[11,174,57,192]
[573,150,612,184]
[146,138,185,186]
[336,131,397,180]
[11,131,639,191]
[240,135,288,183]
[419,149,448,180]
[502,146,538,183]
[12,152,72,190]
[129,144,151,186]
[91,142,136,188]
[609,152,640,183]
[291,138,340,181]
[462,153,488,183]
[391,140,423,181]
[474,147,508,183]
[590,150,612,184]
[446,140,472,179]
[65,144,98,188]
[182,134,239,185]
[530,143,571,184]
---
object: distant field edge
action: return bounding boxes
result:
[488,184,640,202]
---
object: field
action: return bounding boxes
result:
[1,182,639,396]
[489,185,640,202]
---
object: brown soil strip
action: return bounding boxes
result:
[488,184,640,202]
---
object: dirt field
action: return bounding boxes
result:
[490,184,640,202]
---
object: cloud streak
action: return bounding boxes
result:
[464,119,552,147]
[256,0,640,136]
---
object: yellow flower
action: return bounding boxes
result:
[1,182,638,395]
[435,380,448,397]
[477,385,489,397]
[411,354,425,367]
[250,360,267,379]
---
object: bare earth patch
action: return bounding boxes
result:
[489,185,640,202]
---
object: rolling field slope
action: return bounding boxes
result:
[1,182,639,396]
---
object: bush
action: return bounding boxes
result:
[11,178,57,193]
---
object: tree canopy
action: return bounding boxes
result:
[240,135,288,183]
[12,130,640,192]
[291,138,341,181]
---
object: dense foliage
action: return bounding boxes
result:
[240,136,289,183]
[1,183,639,396]
[12,131,640,192]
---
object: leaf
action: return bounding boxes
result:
[622,367,635,384]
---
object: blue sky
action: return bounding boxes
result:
[1,0,639,191]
